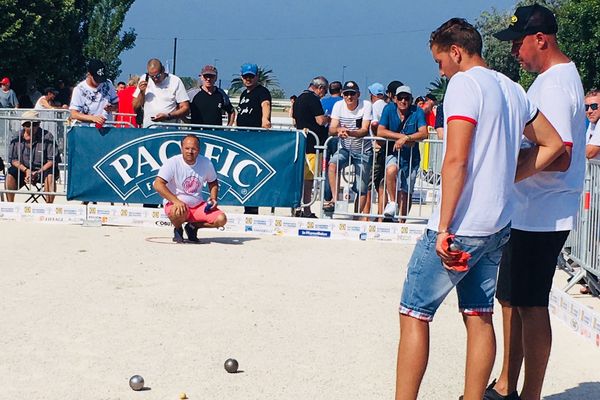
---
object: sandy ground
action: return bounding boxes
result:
[0,221,598,399]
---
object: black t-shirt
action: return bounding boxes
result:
[237,84,272,128]
[292,90,327,153]
[434,104,444,130]
[190,88,234,126]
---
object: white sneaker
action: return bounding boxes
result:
[383,201,397,218]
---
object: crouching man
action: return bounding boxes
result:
[153,134,227,243]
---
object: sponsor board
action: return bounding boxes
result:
[298,229,331,238]
[548,287,600,349]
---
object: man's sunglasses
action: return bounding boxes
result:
[342,91,357,97]
[202,74,216,79]
[242,74,256,79]
[585,103,599,111]
[396,95,411,102]
[148,72,164,80]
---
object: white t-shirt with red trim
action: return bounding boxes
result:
[427,66,537,236]
[512,62,586,232]
[157,154,217,207]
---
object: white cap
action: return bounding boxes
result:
[395,85,412,96]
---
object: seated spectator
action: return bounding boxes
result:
[377,85,428,221]
[116,75,140,127]
[327,81,372,214]
[585,89,600,160]
[5,111,59,203]
[34,87,69,110]
[153,134,227,243]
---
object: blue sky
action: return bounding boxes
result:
[119,0,517,97]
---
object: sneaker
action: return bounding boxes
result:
[172,227,184,243]
[184,223,199,242]
[383,201,397,218]
[458,380,519,400]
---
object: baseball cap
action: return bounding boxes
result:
[1,77,10,85]
[44,87,59,95]
[240,63,258,76]
[342,81,359,93]
[200,65,218,76]
[87,59,108,83]
[395,85,412,96]
[425,93,437,102]
[368,82,385,96]
[494,4,558,41]
[386,80,404,95]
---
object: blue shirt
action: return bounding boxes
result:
[321,95,342,116]
[379,103,426,166]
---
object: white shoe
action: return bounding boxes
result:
[383,201,397,218]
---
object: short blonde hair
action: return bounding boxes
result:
[127,75,140,87]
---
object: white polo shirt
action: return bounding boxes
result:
[512,62,586,232]
[134,74,189,128]
[427,66,537,236]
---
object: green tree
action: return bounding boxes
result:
[229,66,281,95]
[270,87,286,99]
[83,0,136,80]
[427,77,448,102]
[179,76,198,90]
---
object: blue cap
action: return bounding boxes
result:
[240,63,258,76]
[368,82,385,96]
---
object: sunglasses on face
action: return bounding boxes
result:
[585,103,599,111]
[342,91,357,97]
[202,74,216,79]
[148,72,163,80]
[397,95,411,102]
[242,74,256,80]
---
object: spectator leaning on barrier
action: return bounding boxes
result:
[6,110,60,203]
[491,5,587,400]
[133,58,190,128]
[235,63,272,215]
[395,18,565,400]
[69,59,119,127]
[35,87,68,110]
[0,77,19,108]
[365,82,388,220]
[292,76,329,218]
[236,63,272,130]
[153,134,227,243]
[377,85,428,221]
[188,65,235,126]
[327,81,373,214]
[585,89,600,160]
[116,75,140,128]
[321,80,343,204]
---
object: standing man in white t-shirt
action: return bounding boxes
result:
[133,58,190,128]
[491,5,587,400]
[395,18,565,400]
[365,82,387,219]
[154,134,227,243]
[69,59,119,126]
[584,89,600,160]
[328,81,373,214]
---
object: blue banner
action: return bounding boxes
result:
[67,127,306,206]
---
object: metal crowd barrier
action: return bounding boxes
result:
[317,134,442,221]
[0,109,70,202]
[561,159,600,295]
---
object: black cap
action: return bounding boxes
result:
[87,59,108,83]
[425,93,437,102]
[386,80,404,96]
[342,80,359,93]
[494,4,558,41]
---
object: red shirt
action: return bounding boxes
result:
[116,86,138,127]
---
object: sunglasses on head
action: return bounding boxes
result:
[585,103,599,111]
[342,91,357,97]
[242,74,255,79]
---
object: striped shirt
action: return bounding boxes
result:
[331,99,373,153]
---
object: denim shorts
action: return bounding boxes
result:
[400,224,511,321]
[330,147,373,195]
[384,154,418,193]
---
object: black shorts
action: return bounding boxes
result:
[7,165,58,188]
[496,228,569,307]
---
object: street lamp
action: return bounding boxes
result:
[342,65,348,83]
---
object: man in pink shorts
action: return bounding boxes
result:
[153,134,227,242]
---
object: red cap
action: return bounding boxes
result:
[0,77,10,85]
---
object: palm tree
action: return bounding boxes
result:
[229,66,281,95]
[427,77,448,102]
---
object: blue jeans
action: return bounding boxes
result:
[330,147,373,196]
[400,224,511,321]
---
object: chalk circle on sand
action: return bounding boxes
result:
[145,236,207,245]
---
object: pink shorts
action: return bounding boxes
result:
[165,201,224,224]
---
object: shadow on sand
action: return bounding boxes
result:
[544,382,600,399]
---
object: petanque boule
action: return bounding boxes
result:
[129,375,145,391]
[224,358,239,373]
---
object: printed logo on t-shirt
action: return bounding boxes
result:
[182,176,201,194]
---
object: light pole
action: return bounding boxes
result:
[214,58,220,87]
[342,65,348,83]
